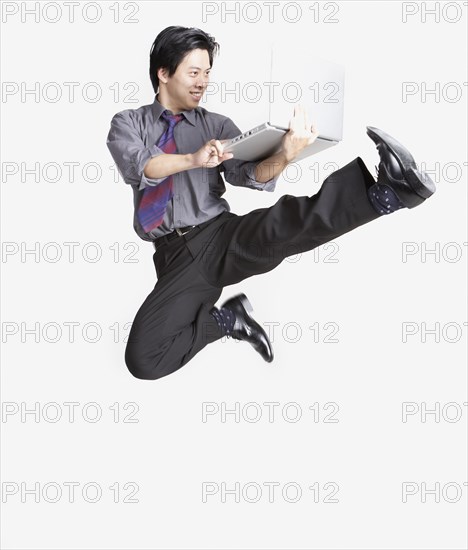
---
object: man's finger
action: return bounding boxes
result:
[297,103,305,118]
[300,106,308,129]
[213,139,224,156]
[290,103,300,129]
[209,139,219,153]
[303,108,310,131]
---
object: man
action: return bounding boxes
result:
[106,26,436,381]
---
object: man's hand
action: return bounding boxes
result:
[280,104,319,162]
[190,139,234,168]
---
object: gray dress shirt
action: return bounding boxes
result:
[106,95,279,242]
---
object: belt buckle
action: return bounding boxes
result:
[175,226,194,237]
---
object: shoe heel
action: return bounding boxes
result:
[239,293,254,314]
[405,166,436,199]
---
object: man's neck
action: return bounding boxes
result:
[156,93,184,115]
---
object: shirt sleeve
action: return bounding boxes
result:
[106,110,167,190]
[217,116,279,192]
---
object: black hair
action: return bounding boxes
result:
[149,26,220,94]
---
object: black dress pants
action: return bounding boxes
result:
[125,157,380,380]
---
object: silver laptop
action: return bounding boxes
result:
[223,47,345,162]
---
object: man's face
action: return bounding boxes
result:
[159,48,211,112]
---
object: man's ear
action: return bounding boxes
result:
[157,67,168,84]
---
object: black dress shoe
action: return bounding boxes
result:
[366,126,436,209]
[220,293,274,363]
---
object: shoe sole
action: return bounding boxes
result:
[366,126,436,204]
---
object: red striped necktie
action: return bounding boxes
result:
[137,110,184,233]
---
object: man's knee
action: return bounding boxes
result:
[124,343,181,381]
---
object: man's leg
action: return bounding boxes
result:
[124,236,224,381]
[194,157,380,287]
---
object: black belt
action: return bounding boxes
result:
[153,225,197,248]
[152,213,225,249]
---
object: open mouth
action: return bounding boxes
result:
[190,91,202,99]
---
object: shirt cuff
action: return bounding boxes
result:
[243,163,279,192]
[138,145,167,190]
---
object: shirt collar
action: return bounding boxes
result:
[151,94,197,126]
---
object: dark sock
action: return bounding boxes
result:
[367,182,405,215]
[210,306,236,337]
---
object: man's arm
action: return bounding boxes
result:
[254,151,291,184]
[255,105,320,184]
[107,111,232,186]
[106,111,171,190]
[144,138,234,179]
[218,116,281,192]
[143,152,196,180]
[254,105,319,183]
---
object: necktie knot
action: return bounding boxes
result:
[161,110,184,127]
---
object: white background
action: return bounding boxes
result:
[1,1,467,549]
